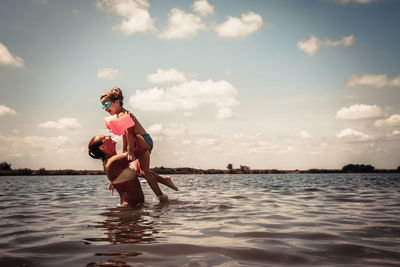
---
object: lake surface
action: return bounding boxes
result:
[1,173,400,266]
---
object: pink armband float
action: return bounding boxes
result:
[104,113,135,135]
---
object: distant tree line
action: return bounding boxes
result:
[1,161,399,176]
[0,162,104,176]
[226,164,250,174]
[341,164,375,173]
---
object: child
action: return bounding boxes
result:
[100,87,177,200]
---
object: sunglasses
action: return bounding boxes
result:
[102,99,122,110]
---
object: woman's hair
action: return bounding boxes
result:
[100,87,124,106]
[88,136,106,162]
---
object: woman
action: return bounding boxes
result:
[88,135,175,206]
[88,135,145,206]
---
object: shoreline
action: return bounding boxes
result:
[0,167,399,176]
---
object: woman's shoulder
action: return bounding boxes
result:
[113,153,132,168]
[104,153,129,178]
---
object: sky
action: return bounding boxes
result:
[0,0,399,170]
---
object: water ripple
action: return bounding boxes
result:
[0,173,399,266]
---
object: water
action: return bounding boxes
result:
[1,173,400,266]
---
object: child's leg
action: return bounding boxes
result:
[151,171,179,191]
[135,160,178,191]
[138,151,164,198]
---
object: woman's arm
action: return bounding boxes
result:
[126,127,137,160]
[104,153,131,197]
[122,134,127,153]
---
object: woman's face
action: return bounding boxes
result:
[97,135,116,153]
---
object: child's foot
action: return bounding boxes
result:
[157,194,169,203]
[165,176,179,191]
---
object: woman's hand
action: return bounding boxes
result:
[126,150,136,161]
[107,183,114,196]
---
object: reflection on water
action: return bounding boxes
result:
[86,207,156,244]
[84,202,175,266]
[85,206,158,266]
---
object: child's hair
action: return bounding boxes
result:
[100,87,124,106]
[88,136,106,162]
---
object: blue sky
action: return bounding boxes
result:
[1,0,399,170]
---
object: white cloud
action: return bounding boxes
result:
[147,68,194,84]
[296,130,311,139]
[144,128,400,170]
[0,105,16,116]
[389,75,400,87]
[25,136,72,147]
[215,11,263,38]
[336,104,382,120]
[182,140,192,145]
[217,107,233,119]
[0,135,71,150]
[391,129,400,136]
[129,79,239,118]
[196,138,217,146]
[159,8,206,39]
[297,36,322,57]
[325,35,355,46]
[346,74,400,88]
[147,124,163,134]
[333,0,375,4]
[346,74,387,88]
[38,117,81,129]
[297,35,355,56]
[147,123,187,136]
[336,128,372,141]
[280,146,296,153]
[95,0,156,35]
[0,134,78,168]
[97,67,119,80]
[191,0,214,17]
[374,114,400,128]
[0,43,25,68]
[233,133,244,139]
[0,135,71,155]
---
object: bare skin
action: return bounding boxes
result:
[101,97,169,198]
[99,134,178,200]
[104,153,144,206]
[132,160,178,191]
[96,135,144,207]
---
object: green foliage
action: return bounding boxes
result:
[240,165,250,173]
[38,168,47,175]
[16,168,32,175]
[0,162,12,171]
[342,164,375,173]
